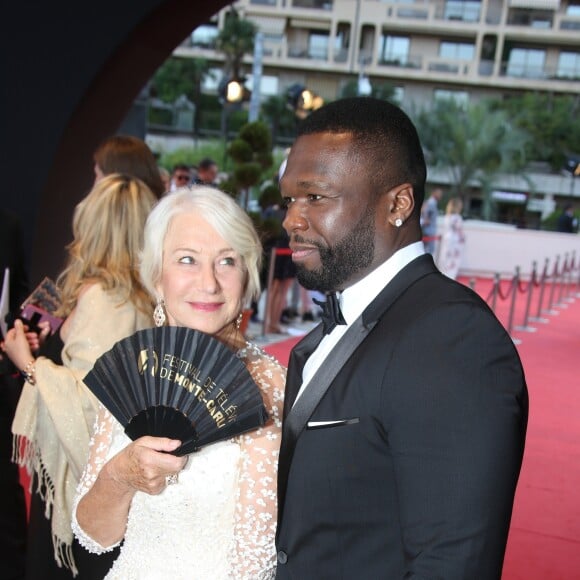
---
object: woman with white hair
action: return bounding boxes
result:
[72,186,286,579]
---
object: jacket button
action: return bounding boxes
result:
[277,551,288,564]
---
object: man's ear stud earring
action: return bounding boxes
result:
[395,218,403,228]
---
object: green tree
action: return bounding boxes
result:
[151,56,212,137]
[260,95,297,145]
[158,140,224,173]
[495,92,580,171]
[226,121,273,210]
[215,7,256,80]
[415,98,529,220]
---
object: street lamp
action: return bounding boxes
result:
[564,155,580,196]
[287,83,324,119]
[219,77,250,165]
[564,155,580,177]
[219,77,249,105]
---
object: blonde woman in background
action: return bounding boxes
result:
[2,174,156,578]
[93,134,165,199]
[438,196,466,280]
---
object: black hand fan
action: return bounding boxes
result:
[83,326,269,456]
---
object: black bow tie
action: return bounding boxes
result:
[313,293,347,335]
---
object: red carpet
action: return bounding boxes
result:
[264,277,580,579]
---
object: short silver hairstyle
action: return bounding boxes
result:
[140,186,262,304]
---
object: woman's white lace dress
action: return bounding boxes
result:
[72,342,285,579]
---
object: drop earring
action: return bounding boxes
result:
[235,312,243,330]
[154,298,166,327]
[395,218,403,228]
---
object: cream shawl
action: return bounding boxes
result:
[12,284,150,575]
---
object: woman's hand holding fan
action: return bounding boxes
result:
[83,327,269,455]
[105,436,187,495]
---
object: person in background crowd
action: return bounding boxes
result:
[420,186,443,254]
[275,97,528,579]
[2,175,156,579]
[170,163,192,191]
[0,208,30,580]
[556,203,578,233]
[265,227,296,335]
[192,157,219,185]
[158,166,171,193]
[72,186,285,579]
[437,196,466,280]
[93,135,165,199]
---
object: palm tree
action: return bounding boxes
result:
[415,98,530,220]
[495,92,580,172]
[215,7,256,81]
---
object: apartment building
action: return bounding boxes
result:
[173,0,580,224]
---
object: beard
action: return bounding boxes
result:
[295,206,375,292]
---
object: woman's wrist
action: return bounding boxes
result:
[21,359,37,385]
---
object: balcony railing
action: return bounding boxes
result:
[560,18,580,30]
[291,0,333,9]
[500,61,580,80]
[378,55,422,69]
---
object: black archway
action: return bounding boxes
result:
[1,0,229,284]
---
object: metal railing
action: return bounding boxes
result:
[257,244,580,345]
[471,251,580,344]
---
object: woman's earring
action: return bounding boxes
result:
[235,312,243,330]
[395,218,403,228]
[154,298,166,327]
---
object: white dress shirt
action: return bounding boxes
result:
[294,242,425,404]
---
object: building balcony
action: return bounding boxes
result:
[500,62,580,82]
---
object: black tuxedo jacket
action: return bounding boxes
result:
[275,254,528,579]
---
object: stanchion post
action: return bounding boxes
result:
[566,252,575,301]
[543,255,560,316]
[515,261,537,333]
[576,252,580,297]
[262,247,277,337]
[555,253,569,308]
[490,273,500,313]
[529,258,549,324]
[563,252,575,303]
[507,267,521,343]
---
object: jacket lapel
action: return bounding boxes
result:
[283,254,437,438]
[282,324,324,420]
[283,317,372,441]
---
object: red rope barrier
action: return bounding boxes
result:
[496,278,515,301]
[484,282,496,304]
[517,278,531,294]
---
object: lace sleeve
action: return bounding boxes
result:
[71,405,121,554]
[230,345,286,580]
